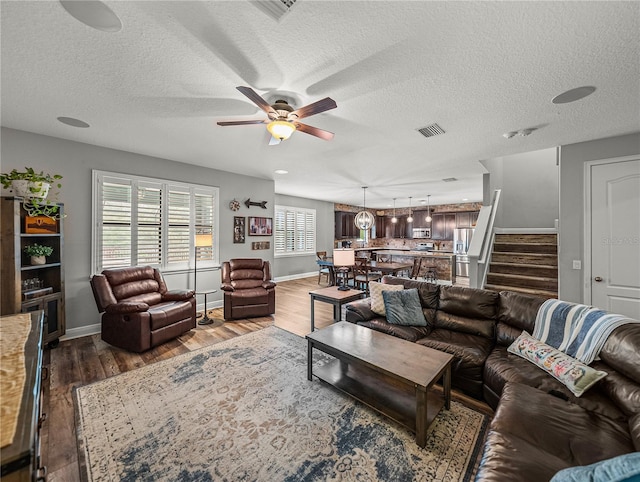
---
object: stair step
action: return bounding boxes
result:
[494,233,557,244]
[486,272,558,290]
[491,252,558,266]
[493,243,558,254]
[484,283,557,299]
[489,262,558,278]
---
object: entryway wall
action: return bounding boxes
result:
[559,132,640,304]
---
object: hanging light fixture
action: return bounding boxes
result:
[425,194,432,222]
[354,186,375,230]
[406,196,413,223]
[391,198,398,223]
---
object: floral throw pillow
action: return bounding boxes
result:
[507,332,607,397]
[369,281,404,316]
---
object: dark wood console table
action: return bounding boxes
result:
[0,311,46,481]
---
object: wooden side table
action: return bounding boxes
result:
[309,286,365,332]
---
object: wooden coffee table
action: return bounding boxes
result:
[309,286,365,332]
[306,322,453,447]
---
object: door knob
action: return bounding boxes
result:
[594,276,603,282]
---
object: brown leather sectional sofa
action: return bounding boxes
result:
[344,276,640,482]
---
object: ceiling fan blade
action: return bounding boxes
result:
[290,97,337,120]
[236,86,277,116]
[217,119,267,126]
[294,122,335,141]
[268,136,281,146]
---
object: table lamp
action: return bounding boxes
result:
[333,248,355,291]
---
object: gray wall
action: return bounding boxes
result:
[558,132,640,302]
[481,147,559,228]
[1,127,277,335]
[273,193,335,278]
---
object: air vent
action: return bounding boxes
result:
[417,123,445,138]
[442,177,458,183]
[251,0,297,21]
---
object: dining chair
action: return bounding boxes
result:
[410,257,423,279]
[353,259,382,295]
[316,251,331,285]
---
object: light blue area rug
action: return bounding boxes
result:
[75,326,488,481]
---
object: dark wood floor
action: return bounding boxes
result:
[41,275,489,481]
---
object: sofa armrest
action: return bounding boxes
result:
[162,290,194,301]
[262,281,276,290]
[345,298,377,323]
[221,283,235,292]
[105,301,150,314]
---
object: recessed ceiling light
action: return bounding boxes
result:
[57,116,90,128]
[552,86,596,105]
[462,198,469,201]
[60,1,122,32]
[274,169,288,175]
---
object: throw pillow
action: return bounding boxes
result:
[507,332,607,397]
[369,281,404,316]
[549,453,640,482]
[382,288,427,327]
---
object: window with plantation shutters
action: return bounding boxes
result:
[274,205,316,256]
[92,171,218,273]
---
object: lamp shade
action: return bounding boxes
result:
[333,249,355,267]
[267,120,296,140]
[195,234,212,247]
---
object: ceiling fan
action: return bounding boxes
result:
[217,86,337,144]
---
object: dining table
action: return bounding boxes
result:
[316,258,413,286]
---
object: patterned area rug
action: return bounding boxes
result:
[75,327,488,481]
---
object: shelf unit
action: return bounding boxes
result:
[1,197,65,346]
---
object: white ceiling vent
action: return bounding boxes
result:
[251,0,298,21]
[442,177,458,182]
[417,123,445,138]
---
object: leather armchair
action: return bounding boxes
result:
[90,266,196,352]
[221,258,276,320]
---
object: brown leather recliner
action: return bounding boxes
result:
[90,266,196,352]
[221,258,276,320]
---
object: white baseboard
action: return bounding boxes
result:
[274,271,316,283]
[494,227,558,234]
[61,323,101,341]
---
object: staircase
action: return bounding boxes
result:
[485,233,558,298]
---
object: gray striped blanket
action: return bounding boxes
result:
[532,299,638,364]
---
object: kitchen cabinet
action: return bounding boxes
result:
[391,215,410,238]
[412,210,430,228]
[1,197,65,346]
[456,211,480,228]
[335,211,357,238]
[373,215,387,239]
[431,213,456,240]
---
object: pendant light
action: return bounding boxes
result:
[406,196,413,223]
[354,186,375,230]
[425,195,432,222]
[391,198,398,223]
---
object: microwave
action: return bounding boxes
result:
[412,228,431,238]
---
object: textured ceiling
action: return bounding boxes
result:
[1,1,639,208]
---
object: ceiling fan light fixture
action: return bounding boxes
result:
[267,120,296,140]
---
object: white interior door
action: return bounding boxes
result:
[589,158,640,319]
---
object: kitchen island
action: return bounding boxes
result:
[360,249,456,283]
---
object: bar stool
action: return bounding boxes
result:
[424,265,438,283]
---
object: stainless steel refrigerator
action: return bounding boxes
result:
[454,228,474,277]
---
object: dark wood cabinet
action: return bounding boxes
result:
[335,211,357,238]
[373,215,387,239]
[431,213,456,240]
[412,210,430,229]
[0,197,65,346]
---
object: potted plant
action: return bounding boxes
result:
[24,243,54,265]
[0,167,64,219]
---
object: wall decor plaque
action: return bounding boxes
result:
[248,217,272,236]
[233,217,245,244]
